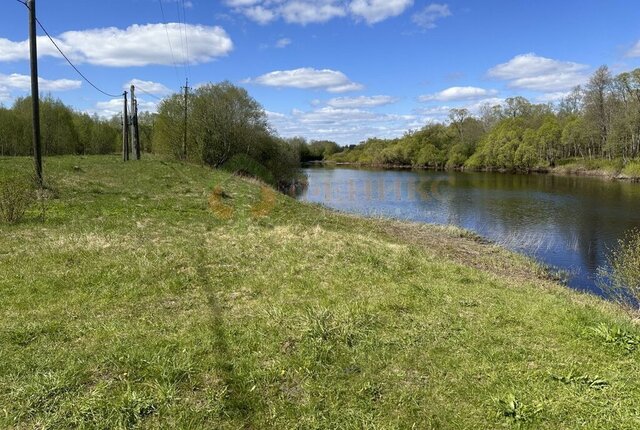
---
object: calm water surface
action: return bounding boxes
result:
[297,166,640,295]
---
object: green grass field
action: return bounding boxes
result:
[2,155,640,429]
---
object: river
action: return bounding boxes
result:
[297,166,640,295]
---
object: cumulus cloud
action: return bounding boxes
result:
[125,79,172,95]
[226,0,412,25]
[326,95,399,108]
[267,106,417,144]
[245,68,364,93]
[488,53,590,92]
[0,23,233,67]
[350,0,414,24]
[412,3,451,29]
[0,73,81,92]
[419,86,498,102]
[627,40,640,57]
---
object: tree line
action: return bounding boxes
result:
[330,66,640,173]
[0,82,324,189]
[0,96,126,157]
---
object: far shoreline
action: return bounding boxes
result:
[303,160,640,183]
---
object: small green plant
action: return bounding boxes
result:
[551,369,610,389]
[598,229,640,310]
[591,322,639,352]
[496,394,542,424]
[0,176,35,224]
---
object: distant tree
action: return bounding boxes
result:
[583,66,613,157]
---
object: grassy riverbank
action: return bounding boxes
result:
[2,155,640,429]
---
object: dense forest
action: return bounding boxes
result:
[330,66,640,176]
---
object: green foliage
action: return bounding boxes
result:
[329,67,640,174]
[622,161,640,179]
[496,394,542,424]
[551,370,610,389]
[0,175,35,223]
[591,322,640,352]
[599,229,640,310]
[291,138,341,162]
[153,81,301,188]
[1,96,119,156]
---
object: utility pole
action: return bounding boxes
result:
[133,98,141,160]
[181,78,190,160]
[27,0,43,187]
[122,91,129,161]
[130,85,140,160]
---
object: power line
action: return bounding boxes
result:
[180,0,191,79]
[34,16,121,98]
[135,86,165,101]
[158,0,182,87]
[174,0,188,79]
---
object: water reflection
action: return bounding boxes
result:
[298,166,640,295]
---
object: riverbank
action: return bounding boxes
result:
[315,158,640,182]
[2,155,640,428]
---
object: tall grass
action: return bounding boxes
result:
[0,176,35,223]
[599,229,640,310]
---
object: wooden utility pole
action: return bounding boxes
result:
[130,85,140,160]
[181,78,190,160]
[133,98,141,160]
[122,91,129,161]
[27,0,43,187]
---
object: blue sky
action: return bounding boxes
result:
[2,0,640,145]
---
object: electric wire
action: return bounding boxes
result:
[135,86,165,101]
[174,0,188,80]
[158,0,182,88]
[180,0,191,79]
[35,17,121,98]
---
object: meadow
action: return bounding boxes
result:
[1,155,640,429]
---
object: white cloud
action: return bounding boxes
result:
[350,0,414,25]
[0,73,81,92]
[0,37,63,62]
[412,3,451,29]
[267,106,417,144]
[419,86,498,102]
[87,97,159,118]
[275,38,292,48]
[626,40,640,57]
[0,88,12,105]
[226,0,411,25]
[245,68,364,93]
[280,1,346,24]
[535,91,570,103]
[488,53,589,92]
[125,79,172,95]
[0,23,233,67]
[326,95,399,108]
[244,6,278,24]
[413,97,505,123]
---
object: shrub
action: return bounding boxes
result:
[599,229,640,309]
[0,176,35,223]
[622,161,640,180]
